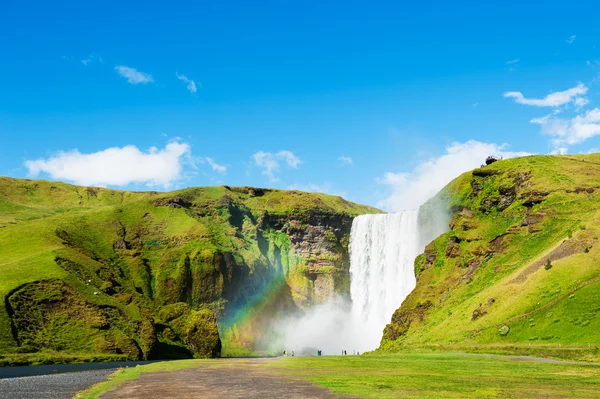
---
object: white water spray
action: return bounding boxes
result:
[349,211,420,352]
[273,205,448,355]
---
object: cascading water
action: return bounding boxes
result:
[349,211,420,352]
[274,205,447,355]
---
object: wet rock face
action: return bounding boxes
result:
[141,196,356,315]
[312,273,335,304]
[521,192,548,207]
[288,223,338,258]
[498,185,516,210]
[445,242,461,258]
[424,245,437,265]
[521,214,543,227]
[151,196,192,209]
[268,210,354,308]
[489,234,510,252]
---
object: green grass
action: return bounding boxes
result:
[76,352,600,399]
[273,353,600,398]
[382,154,600,358]
[0,177,379,361]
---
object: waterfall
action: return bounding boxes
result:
[273,205,448,355]
[349,211,420,351]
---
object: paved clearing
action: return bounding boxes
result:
[99,359,354,399]
[0,369,115,399]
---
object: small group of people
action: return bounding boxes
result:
[282,349,360,357]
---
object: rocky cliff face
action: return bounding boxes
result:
[259,210,354,308]
[0,179,378,363]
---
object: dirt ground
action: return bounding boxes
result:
[99,358,355,399]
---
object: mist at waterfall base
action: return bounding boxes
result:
[272,208,448,355]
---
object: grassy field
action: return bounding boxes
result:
[77,352,600,398]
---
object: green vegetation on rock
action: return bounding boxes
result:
[381,154,600,360]
[0,178,379,364]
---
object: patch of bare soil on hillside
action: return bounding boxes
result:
[99,358,357,399]
[508,234,594,284]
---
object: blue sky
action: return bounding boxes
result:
[2,1,600,210]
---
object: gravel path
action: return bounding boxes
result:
[100,359,356,399]
[0,369,115,399]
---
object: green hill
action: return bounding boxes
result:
[0,177,379,365]
[381,154,600,361]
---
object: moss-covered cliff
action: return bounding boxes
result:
[0,177,379,364]
[380,154,600,360]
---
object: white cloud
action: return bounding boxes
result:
[287,182,345,197]
[575,97,589,108]
[204,157,227,174]
[339,156,353,165]
[81,54,103,66]
[504,83,588,107]
[176,72,198,93]
[531,108,600,147]
[25,142,190,187]
[252,150,301,181]
[377,141,529,212]
[566,35,576,44]
[115,65,154,84]
[505,58,520,65]
[551,147,569,155]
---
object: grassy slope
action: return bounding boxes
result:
[0,177,378,361]
[381,154,600,360]
[0,179,146,354]
[77,354,600,399]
